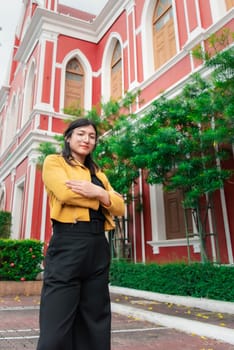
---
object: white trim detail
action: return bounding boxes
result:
[141,0,155,79]
[60,49,93,113]
[11,176,25,240]
[220,187,234,264]
[141,0,179,80]
[101,33,124,103]
[139,170,145,263]
[24,155,37,239]
[149,184,166,242]
[209,0,227,22]
[148,237,201,255]
[148,184,200,255]
[40,185,48,243]
[132,182,137,263]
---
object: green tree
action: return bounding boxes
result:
[37,31,233,263]
[130,73,232,262]
[127,36,233,262]
[92,31,233,263]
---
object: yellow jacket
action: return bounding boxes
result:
[42,154,125,231]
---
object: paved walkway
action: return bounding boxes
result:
[0,286,233,350]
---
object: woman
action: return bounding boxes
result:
[37,118,125,350]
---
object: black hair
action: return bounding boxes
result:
[62,118,99,174]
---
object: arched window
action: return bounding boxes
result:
[64,58,84,110]
[225,0,234,10]
[110,41,122,100]
[152,0,176,69]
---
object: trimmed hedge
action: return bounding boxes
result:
[0,239,44,281]
[110,260,234,302]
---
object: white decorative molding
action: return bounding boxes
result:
[60,49,93,113]
[141,0,155,79]
[149,184,166,242]
[101,33,124,103]
[34,102,54,112]
[125,0,136,15]
[148,183,201,256]
[11,176,25,239]
[209,0,227,22]
[25,159,36,239]
[147,238,201,255]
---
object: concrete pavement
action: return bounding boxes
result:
[110,286,234,345]
[0,286,233,349]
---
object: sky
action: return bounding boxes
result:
[0,0,108,88]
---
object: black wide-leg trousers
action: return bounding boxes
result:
[37,222,111,350]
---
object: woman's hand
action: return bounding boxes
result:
[66,180,99,197]
[66,180,110,206]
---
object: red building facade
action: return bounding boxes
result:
[0,0,233,264]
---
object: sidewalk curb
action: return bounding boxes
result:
[111,302,234,345]
[110,286,234,345]
[110,286,234,314]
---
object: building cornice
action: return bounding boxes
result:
[15,0,128,64]
[0,128,57,181]
[94,0,128,41]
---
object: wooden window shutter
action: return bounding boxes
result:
[152,0,176,70]
[111,41,122,100]
[64,58,84,110]
[164,189,193,240]
[225,0,234,10]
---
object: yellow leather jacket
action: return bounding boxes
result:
[42,154,125,231]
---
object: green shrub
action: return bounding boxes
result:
[110,260,234,302]
[0,239,44,281]
[0,211,11,239]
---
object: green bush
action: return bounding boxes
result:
[110,260,234,302]
[0,239,44,281]
[0,211,11,238]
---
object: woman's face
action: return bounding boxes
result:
[67,124,97,163]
